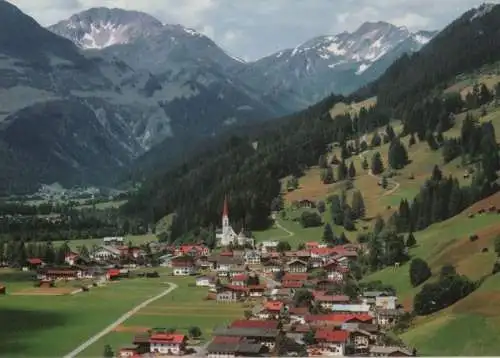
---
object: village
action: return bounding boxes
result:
[0,197,417,357]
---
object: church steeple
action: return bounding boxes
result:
[222,196,229,217]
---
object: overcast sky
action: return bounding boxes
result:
[9,0,500,61]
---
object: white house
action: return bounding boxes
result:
[260,241,279,253]
[92,246,121,262]
[375,295,398,310]
[149,333,186,355]
[244,250,261,265]
[103,236,124,246]
[172,259,196,276]
[196,275,215,287]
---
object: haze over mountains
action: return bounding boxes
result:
[0,2,436,193]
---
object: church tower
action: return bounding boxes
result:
[222,196,230,234]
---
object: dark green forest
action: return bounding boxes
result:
[123,4,500,241]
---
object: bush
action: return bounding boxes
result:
[469,234,479,242]
[409,258,432,287]
[299,211,322,228]
[413,273,476,315]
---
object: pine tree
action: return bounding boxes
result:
[330,195,343,226]
[103,344,114,358]
[351,190,366,219]
[381,176,388,189]
[322,223,335,244]
[371,132,382,147]
[362,156,369,170]
[348,162,356,178]
[406,232,416,247]
[386,124,396,141]
[388,139,409,169]
[371,152,384,175]
[343,210,355,231]
[374,215,385,235]
[479,83,493,105]
[431,165,443,182]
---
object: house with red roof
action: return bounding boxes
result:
[27,258,44,269]
[247,284,266,297]
[314,329,350,356]
[310,247,337,259]
[281,273,308,288]
[149,333,187,355]
[175,244,209,258]
[305,313,374,326]
[323,261,348,282]
[118,347,141,358]
[256,300,284,320]
[231,274,248,286]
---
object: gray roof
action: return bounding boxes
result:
[207,342,263,354]
[363,291,389,298]
[212,327,279,338]
[369,346,413,356]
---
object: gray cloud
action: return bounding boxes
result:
[8,0,500,61]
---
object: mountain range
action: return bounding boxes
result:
[0,1,435,193]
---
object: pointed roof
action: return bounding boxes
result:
[223,196,229,217]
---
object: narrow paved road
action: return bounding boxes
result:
[64,282,178,358]
[273,218,295,239]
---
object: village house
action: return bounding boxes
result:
[92,246,121,262]
[375,294,398,310]
[284,250,311,262]
[348,329,378,354]
[244,250,261,265]
[171,257,196,276]
[285,259,308,273]
[306,313,374,328]
[248,284,266,297]
[323,261,349,282]
[103,236,124,246]
[212,256,244,277]
[206,336,265,358]
[216,285,248,303]
[231,274,248,286]
[313,293,350,310]
[305,242,328,250]
[196,255,211,269]
[159,254,173,267]
[174,244,210,258]
[361,291,396,308]
[26,258,44,270]
[374,308,405,328]
[260,240,279,253]
[288,306,310,324]
[118,347,140,358]
[196,275,217,287]
[261,259,281,273]
[281,273,308,289]
[255,300,283,320]
[266,288,295,301]
[64,252,80,266]
[214,321,280,349]
[149,333,187,355]
[314,329,350,356]
[369,346,414,357]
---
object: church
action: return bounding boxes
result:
[216,197,254,247]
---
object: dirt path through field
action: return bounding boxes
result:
[63,282,178,358]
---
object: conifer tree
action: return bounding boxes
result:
[406,232,416,247]
[351,190,366,219]
[381,176,388,189]
[330,195,343,226]
[322,223,335,244]
[322,167,335,184]
[337,160,348,181]
[386,124,396,142]
[371,152,384,175]
[362,156,369,170]
[371,133,382,147]
[318,154,328,169]
[374,215,385,235]
[348,162,356,178]
[388,139,409,169]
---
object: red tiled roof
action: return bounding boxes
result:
[315,329,350,343]
[232,274,248,281]
[230,320,279,329]
[212,336,242,344]
[108,269,121,276]
[288,307,309,315]
[310,248,337,256]
[27,258,42,265]
[305,314,372,323]
[248,284,266,290]
[264,301,283,311]
[282,273,308,281]
[282,281,304,288]
[220,251,234,256]
[171,260,194,267]
[149,333,186,344]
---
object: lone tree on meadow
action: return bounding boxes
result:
[388,139,409,169]
[409,258,432,287]
[406,232,416,247]
[188,326,202,339]
[103,345,114,358]
[322,223,335,244]
[371,152,384,175]
[351,190,366,219]
[348,162,357,178]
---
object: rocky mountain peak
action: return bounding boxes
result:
[48,7,164,49]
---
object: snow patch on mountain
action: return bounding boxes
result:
[470,3,496,21]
